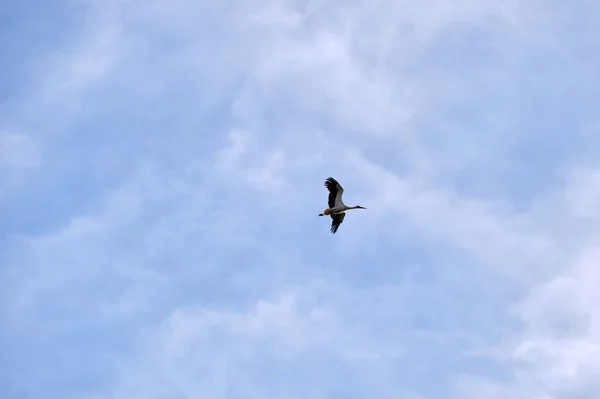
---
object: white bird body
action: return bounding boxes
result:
[318,177,366,233]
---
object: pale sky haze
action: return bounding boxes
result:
[2,1,600,398]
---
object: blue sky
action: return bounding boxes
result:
[2,0,600,398]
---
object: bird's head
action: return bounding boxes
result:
[354,205,367,209]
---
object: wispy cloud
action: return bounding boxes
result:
[2,0,600,398]
[0,130,40,168]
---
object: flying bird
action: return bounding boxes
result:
[318,177,366,233]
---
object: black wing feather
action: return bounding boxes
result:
[330,212,345,234]
[324,177,340,208]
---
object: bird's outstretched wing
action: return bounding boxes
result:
[324,177,344,209]
[330,212,346,234]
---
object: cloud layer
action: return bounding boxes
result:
[2,0,600,398]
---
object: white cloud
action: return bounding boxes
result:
[10,1,124,132]
[3,0,600,398]
[108,282,435,399]
[507,245,600,397]
[0,131,41,168]
[3,182,143,317]
[449,161,600,398]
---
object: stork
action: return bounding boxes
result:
[318,177,366,233]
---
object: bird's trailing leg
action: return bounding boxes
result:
[318,208,332,216]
